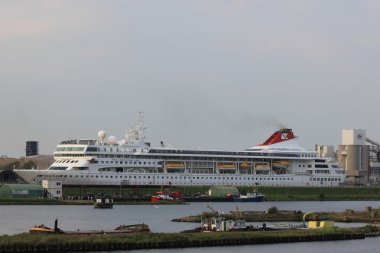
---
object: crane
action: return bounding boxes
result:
[303,210,316,228]
[206,205,219,216]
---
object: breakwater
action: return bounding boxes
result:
[0,229,369,253]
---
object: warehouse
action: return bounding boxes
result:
[207,186,239,197]
[0,184,44,198]
[0,170,19,183]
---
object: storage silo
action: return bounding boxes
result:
[338,129,369,185]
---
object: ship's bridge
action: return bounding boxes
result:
[59,139,97,145]
[55,145,87,152]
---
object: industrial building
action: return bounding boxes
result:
[208,186,239,197]
[315,145,335,158]
[25,141,38,156]
[42,179,62,198]
[0,184,44,198]
[367,137,380,185]
[338,129,380,185]
[0,170,19,183]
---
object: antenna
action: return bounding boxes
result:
[138,111,143,140]
[124,112,148,145]
[139,110,144,123]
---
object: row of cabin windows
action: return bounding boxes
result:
[315,164,329,168]
[56,160,79,164]
[298,164,312,168]
[56,147,86,152]
[100,161,156,165]
[310,177,341,182]
[56,147,143,153]
[315,170,330,174]
[88,148,142,153]
[300,154,316,158]
[55,154,88,157]
[39,174,294,181]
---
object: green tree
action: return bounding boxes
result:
[23,161,37,170]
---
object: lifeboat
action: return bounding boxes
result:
[255,163,270,170]
[217,163,237,169]
[239,162,252,168]
[165,161,185,168]
[273,160,289,166]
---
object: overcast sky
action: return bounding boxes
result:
[0,1,379,157]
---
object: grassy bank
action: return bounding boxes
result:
[173,206,380,223]
[62,185,207,197]
[0,198,185,205]
[63,185,380,201]
[0,227,374,253]
[0,198,92,205]
[248,187,380,201]
[1,186,379,205]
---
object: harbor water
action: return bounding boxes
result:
[1,201,380,235]
[121,237,380,253]
[1,201,379,253]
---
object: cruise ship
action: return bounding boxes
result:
[14,114,346,187]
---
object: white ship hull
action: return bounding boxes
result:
[15,169,344,187]
[14,115,346,187]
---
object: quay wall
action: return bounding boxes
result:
[0,231,366,253]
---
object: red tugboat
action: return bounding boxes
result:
[150,187,182,202]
